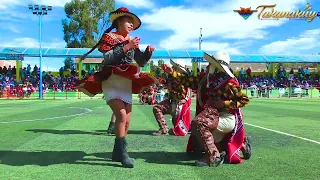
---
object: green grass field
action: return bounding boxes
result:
[0,98,320,180]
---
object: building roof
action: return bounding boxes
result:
[74,58,151,64]
[74,58,103,63]
[0,47,320,63]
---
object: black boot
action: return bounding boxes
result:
[112,137,134,168]
[195,151,226,167]
[107,122,115,134]
[243,136,252,160]
[111,142,120,162]
[111,139,134,162]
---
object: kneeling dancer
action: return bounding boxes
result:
[152,60,192,136]
[186,51,251,167]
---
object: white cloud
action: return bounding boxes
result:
[0,23,20,33]
[0,0,21,9]
[159,35,242,54]
[260,29,320,54]
[8,26,20,33]
[117,0,154,9]
[0,37,66,48]
[0,37,67,70]
[140,0,306,51]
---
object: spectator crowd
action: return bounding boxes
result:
[237,67,319,90]
[1,63,320,99]
[0,65,80,97]
[154,65,320,98]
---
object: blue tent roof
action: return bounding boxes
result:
[0,47,319,63]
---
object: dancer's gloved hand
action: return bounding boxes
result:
[140,45,155,64]
[161,64,173,74]
[146,45,155,54]
[124,37,140,52]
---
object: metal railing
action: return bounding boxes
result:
[243,87,320,98]
[1,88,319,100]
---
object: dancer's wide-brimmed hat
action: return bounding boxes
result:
[204,51,235,78]
[170,59,186,73]
[110,7,141,30]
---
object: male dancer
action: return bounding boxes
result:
[162,51,252,167]
[187,51,251,166]
[152,60,192,136]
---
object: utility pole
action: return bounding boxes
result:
[199,28,202,50]
[199,28,202,71]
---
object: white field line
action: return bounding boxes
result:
[190,108,320,145]
[0,107,92,124]
[244,123,320,145]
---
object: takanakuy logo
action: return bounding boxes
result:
[233,7,257,20]
[234,3,320,22]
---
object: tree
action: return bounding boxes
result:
[158,59,165,67]
[150,60,158,73]
[62,0,115,48]
[64,57,75,70]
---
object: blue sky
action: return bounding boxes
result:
[0,0,319,70]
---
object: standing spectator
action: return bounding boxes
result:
[305,68,310,79]
[11,66,16,75]
[2,66,7,75]
[280,68,286,78]
[246,67,251,77]
[59,67,64,77]
[7,65,12,77]
[27,64,31,75]
[239,68,245,79]
[71,68,76,76]
[289,68,294,76]
[21,67,27,79]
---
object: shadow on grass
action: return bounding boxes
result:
[26,129,158,136]
[96,130,157,136]
[0,150,120,167]
[95,151,194,166]
[26,129,106,136]
[0,150,194,167]
[127,130,156,135]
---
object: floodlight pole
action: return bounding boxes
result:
[39,15,43,99]
[28,5,52,99]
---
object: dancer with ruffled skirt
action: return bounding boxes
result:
[76,7,158,168]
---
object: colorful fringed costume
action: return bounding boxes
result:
[185,72,250,165]
[75,7,157,169]
[188,52,251,167]
[162,51,251,167]
[152,61,194,136]
[75,32,158,103]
